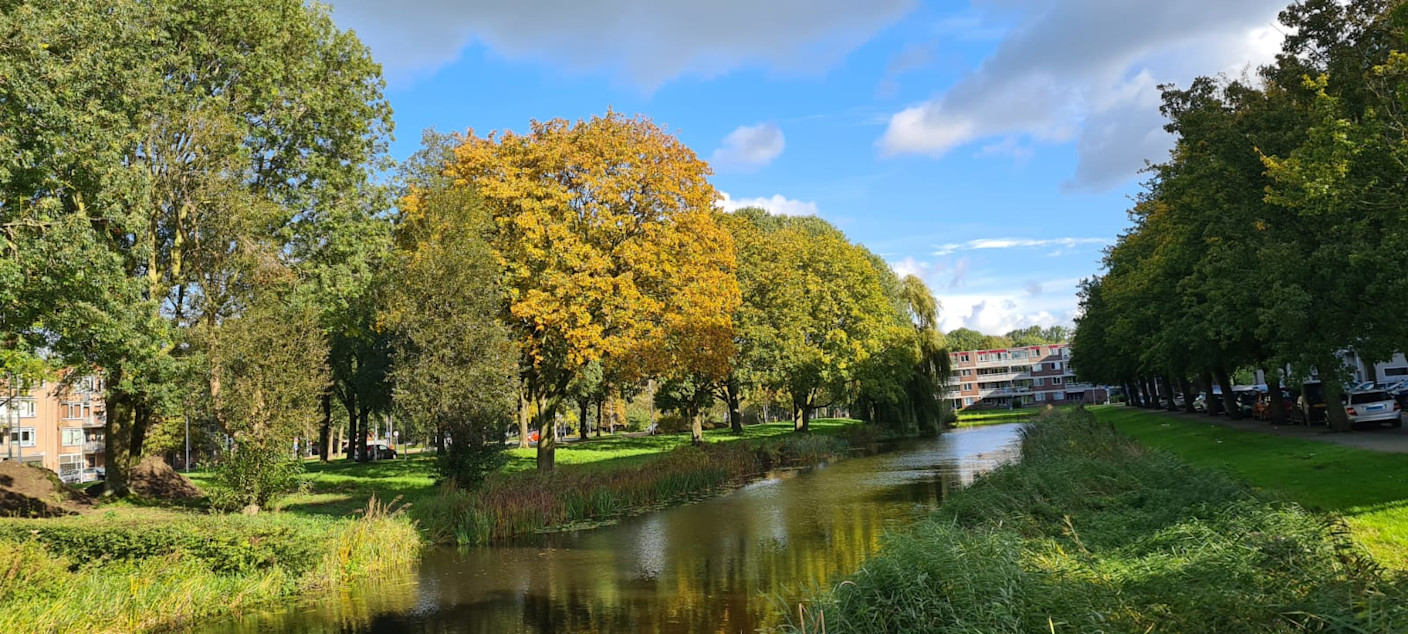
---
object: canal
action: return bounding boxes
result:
[196,423,1025,633]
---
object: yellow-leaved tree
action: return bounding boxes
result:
[448,112,738,471]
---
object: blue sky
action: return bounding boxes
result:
[325,0,1287,335]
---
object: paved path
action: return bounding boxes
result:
[1133,407,1408,454]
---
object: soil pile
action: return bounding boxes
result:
[0,461,90,517]
[128,455,203,499]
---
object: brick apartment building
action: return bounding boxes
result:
[946,343,1108,410]
[0,374,107,483]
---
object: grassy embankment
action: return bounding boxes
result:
[794,408,1408,633]
[1090,405,1408,570]
[0,497,419,634]
[0,418,866,632]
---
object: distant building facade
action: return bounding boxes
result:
[946,343,1108,410]
[0,375,107,483]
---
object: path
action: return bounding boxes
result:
[1134,406,1408,454]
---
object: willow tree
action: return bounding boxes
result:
[446,112,737,471]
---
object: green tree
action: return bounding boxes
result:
[385,183,517,487]
[0,0,391,493]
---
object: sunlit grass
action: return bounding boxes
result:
[1089,405,1408,570]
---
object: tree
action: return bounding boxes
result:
[445,112,737,471]
[385,183,517,487]
[209,295,328,512]
[945,329,986,353]
[0,0,391,494]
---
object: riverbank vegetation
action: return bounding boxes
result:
[1069,0,1408,432]
[0,498,420,634]
[795,408,1408,633]
[1091,405,1408,570]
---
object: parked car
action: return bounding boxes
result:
[1233,386,1259,418]
[370,443,397,459]
[1295,381,1328,425]
[1345,389,1403,428]
[1193,390,1224,414]
[1252,389,1293,422]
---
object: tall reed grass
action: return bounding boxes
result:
[0,497,422,634]
[422,433,850,544]
[784,407,1408,633]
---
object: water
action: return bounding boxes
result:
[194,423,1024,634]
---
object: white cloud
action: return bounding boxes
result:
[890,256,931,279]
[712,124,786,171]
[878,0,1286,190]
[934,237,1108,256]
[326,0,915,87]
[717,192,819,216]
[937,277,1086,334]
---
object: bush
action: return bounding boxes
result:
[209,446,303,511]
[793,408,1408,633]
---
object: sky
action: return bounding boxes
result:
[324,0,1289,335]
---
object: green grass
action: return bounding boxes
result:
[0,497,420,634]
[953,406,1077,428]
[1089,405,1408,570]
[794,408,1408,633]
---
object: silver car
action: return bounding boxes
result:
[1345,390,1403,427]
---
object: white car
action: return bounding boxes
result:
[1345,390,1403,428]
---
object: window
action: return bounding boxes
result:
[960,369,973,377]
[1034,392,1045,401]
[961,384,974,392]
[1051,361,1063,371]
[1054,392,1065,400]
[978,354,989,362]
[963,397,974,406]
[62,402,92,420]
[959,354,970,363]
[1052,377,1064,385]
[1,398,36,419]
[1033,377,1044,386]
[1385,367,1408,378]
[8,428,36,447]
[62,428,84,446]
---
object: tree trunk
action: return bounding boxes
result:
[345,390,359,461]
[1215,366,1240,420]
[517,392,530,449]
[1121,380,1136,406]
[357,406,370,460]
[535,401,556,472]
[1266,368,1288,425]
[690,407,704,445]
[334,424,344,459]
[727,380,743,434]
[595,399,603,437]
[1178,376,1196,413]
[579,399,589,441]
[1200,369,1217,416]
[1322,361,1351,432]
[1141,377,1157,408]
[1160,376,1178,411]
[103,390,132,497]
[318,393,332,462]
[130,401,151,460]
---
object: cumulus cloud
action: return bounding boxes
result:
[937,277,1086,334]
[717,192,819,216]
[890,256,931,279]
[878,0,1286,190]
[933,237,1108,256]
[326,0,915,87]
[712,124,786,171]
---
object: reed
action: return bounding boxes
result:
[422,433,850,544]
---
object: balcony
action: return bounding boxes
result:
[83,441,104,454]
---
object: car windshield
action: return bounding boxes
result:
[1350,391,1390,404]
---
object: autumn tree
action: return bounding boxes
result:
[445,112,737,471]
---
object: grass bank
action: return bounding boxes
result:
[421,424,861,544]
[793,408,1407,633]
[0,497,420,634]
[1090,405,1408,570]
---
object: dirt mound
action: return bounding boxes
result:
[0,461,90,517]
[129,455,203,499]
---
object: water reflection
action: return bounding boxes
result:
[193,423,1023,634]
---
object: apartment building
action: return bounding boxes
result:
[946,343,1108,410]
[0,375,107,483]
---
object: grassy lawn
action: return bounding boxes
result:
[953,406,1076,427]
[188,418,862,519]
[1090,405,1408,570]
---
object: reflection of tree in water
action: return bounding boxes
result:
[194,426,1025,633]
